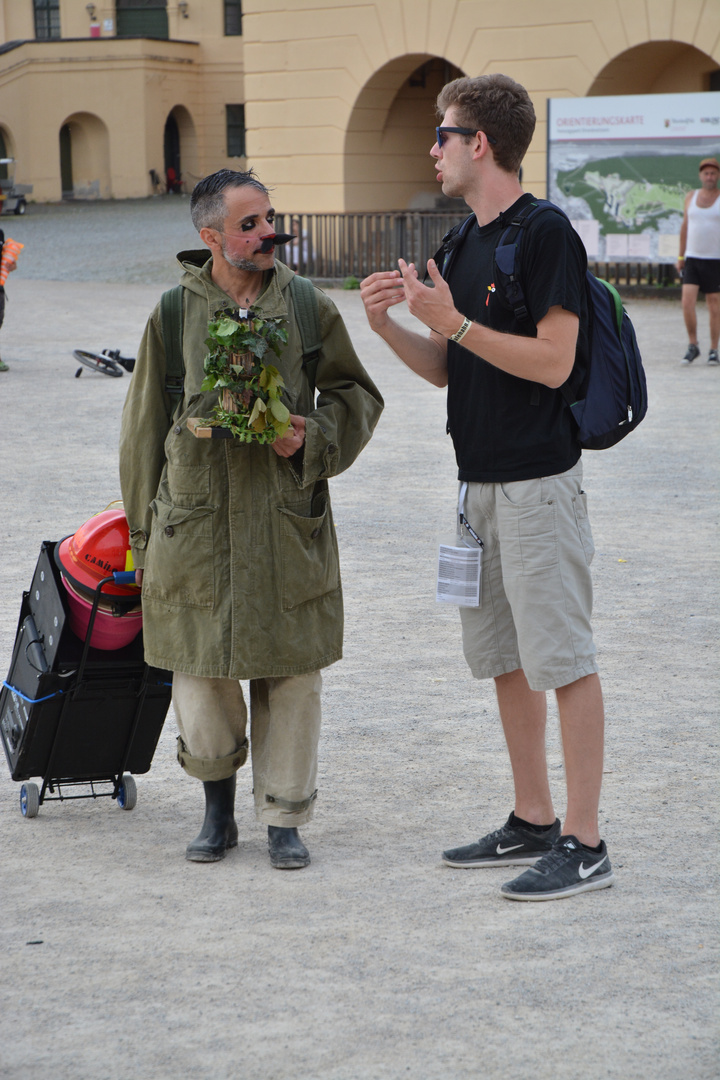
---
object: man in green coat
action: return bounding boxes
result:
[119,169,383,868]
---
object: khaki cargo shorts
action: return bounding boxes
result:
[458,462,599,692]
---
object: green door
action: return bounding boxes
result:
[59,124,73,197]
[116,2,168,38]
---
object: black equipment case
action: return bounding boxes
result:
[0,541,172,816]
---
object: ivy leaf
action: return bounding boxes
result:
[248,397,267,427]
[215,317,240,338]
[260,369,276,394]
[269,398,290,423]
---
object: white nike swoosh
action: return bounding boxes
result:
[579,855,608,879]
[496,843,523,854]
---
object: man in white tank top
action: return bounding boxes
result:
[677,157,720,365]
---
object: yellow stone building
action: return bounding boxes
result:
[0,0,718,210]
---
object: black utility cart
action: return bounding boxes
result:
[0,542,171,816]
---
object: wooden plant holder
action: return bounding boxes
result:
[188,350,253,440]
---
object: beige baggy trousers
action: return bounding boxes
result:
[172,670,322,826]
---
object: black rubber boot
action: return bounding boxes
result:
[185,776,238,863]
[267,825,310,869]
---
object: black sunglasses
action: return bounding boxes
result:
[435,126,497,148]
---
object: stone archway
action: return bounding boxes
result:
[344,55,465,212]
[58,112,111,199]
[588,41,719,96]
[163,105,199,193]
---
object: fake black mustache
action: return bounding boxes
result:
[259,233,296,253]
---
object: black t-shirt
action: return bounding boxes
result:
[446,193,588,482]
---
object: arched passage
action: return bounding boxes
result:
[58,112,111,199]
[163,105,198,193]
[344,55,465,212]
[588,41,719,96]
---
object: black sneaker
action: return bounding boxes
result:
[500,835,615,901]
[442,813,561,868]
[708,350,719,365]
[681,344,700,365]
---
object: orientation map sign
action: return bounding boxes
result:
[547,92,720,262]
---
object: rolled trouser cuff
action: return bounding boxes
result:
[176,736,248,781]
[265,790,318,813]
[257,788,318,826]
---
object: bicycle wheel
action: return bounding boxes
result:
[73,349,124,378]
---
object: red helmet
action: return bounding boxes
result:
[55,506,140,603]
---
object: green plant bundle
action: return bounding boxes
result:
[199,309,291,442]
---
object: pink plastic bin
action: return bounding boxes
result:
[62,576,143,651]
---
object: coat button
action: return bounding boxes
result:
[327,443,338,454]
[165,526,175,537]
[311,527,321,539]
[174,425,182,435]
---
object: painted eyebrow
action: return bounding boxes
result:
[238,207,275,225]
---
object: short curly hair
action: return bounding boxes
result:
[437,74,536,175]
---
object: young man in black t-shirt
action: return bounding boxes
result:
[361,73,614,901]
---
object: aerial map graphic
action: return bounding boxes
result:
[555,151,694,232]
[547,92,720,261]
[548,136,718,261]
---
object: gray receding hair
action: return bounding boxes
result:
[190,168,270,232]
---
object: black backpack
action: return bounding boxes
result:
[158,274,323,423]
[435,199,648,451]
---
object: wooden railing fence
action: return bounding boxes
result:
[274,211,461,280]
[274,211,681,287]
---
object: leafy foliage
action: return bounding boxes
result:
[198,310,291,442]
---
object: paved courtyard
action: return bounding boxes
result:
[0,199,718,1080]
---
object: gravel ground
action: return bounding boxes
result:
[6,197,201,286]
[0,201,718,1080]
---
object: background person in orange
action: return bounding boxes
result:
[0,227,19,372]
[677,157,720,366]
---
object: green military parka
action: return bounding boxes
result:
[119,252,383,679]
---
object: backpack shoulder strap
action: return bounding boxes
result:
[159,284,185,419]
[493,199,566,321]
[429,214,476,282]
[288,274,322,394]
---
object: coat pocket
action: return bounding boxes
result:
[277,496,340,612]
[143,499,216,609]
[167,463,211,501]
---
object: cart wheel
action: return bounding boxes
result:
[72,349,124,378]
[14,199,26,216]
[20,782,40,818]
[117,774,137,811]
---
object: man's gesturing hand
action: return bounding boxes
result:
[398,258,461,338]
[360,269,406,332]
